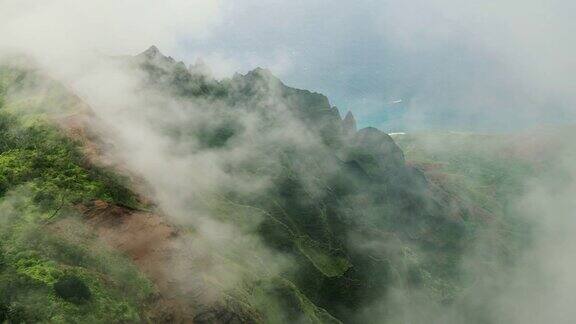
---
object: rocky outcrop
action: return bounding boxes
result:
[342,111,357,134]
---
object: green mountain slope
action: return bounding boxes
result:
[0,66,152,323]
[0,49,535,323]
[115,47,501,323]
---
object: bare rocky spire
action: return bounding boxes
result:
[343,111,357,134]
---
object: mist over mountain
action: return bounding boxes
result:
[0,43,575,324]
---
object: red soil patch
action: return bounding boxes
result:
[75,200,198,323]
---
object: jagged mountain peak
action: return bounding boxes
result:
[140,45,162,58]
[136,45,179,66]
[249,67,273,76]
[241,67,279,84]
[343,110,357,134]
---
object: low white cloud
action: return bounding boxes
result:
[0,0,222,71]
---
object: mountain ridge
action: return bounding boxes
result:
[0,47,525,323]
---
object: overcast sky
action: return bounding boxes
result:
[1,0,574,132]
[175,0,576,132]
